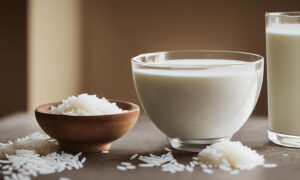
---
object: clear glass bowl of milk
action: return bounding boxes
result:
[131,50,264,152]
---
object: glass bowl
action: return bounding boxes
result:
[131,50,264,152]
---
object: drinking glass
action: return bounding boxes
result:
[266,12,300,147]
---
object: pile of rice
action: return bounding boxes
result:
[197,141,277,174]
[116,141,277,175]
[0,132,58,158]
[0,132,86,180]
[198,141,265,171]
[50,93,126,116]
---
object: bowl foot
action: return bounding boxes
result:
[168,136,231,152]
[59,141,111,152]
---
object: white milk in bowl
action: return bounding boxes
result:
[132,52,263,151]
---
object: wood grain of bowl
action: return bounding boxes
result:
[35,100,140,152]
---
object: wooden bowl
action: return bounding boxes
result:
[35,100,140,152]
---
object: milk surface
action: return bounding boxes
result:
[133,60,262,139]
[267,24,300,135]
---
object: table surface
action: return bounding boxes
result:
[0,113,299,180]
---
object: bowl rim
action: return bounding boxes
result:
[35,99,140,118]
[265,11,300,18]
[131,50,264,69]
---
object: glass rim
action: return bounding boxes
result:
[265,11,300,18]
[131,50,264,68]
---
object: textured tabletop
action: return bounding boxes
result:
[0,113,299,180]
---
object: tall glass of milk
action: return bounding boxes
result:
[131,50,264,151]
[266,12,300,147]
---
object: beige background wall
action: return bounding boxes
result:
[81,0,300,115]
[1,0,300,116]
[28,0,83,110]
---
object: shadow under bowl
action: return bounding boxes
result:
[35,100,140,152]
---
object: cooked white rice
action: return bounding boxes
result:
[50,93,126,116]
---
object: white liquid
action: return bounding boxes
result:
[133,60,263,139]
[267,24,300,135]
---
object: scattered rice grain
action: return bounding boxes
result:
[138,163,155,167]
[164,147,171,152]
[121,162,131,166]
[203,168,214,174]
[263,164,277,168]
[230,169,239,175]
[126,165,136,170]
[130,153,138,160]
[59,177,70,180]
[116,165,127,171]
[80,157,86,164]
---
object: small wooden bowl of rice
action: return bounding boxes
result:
[35,99,140,153]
